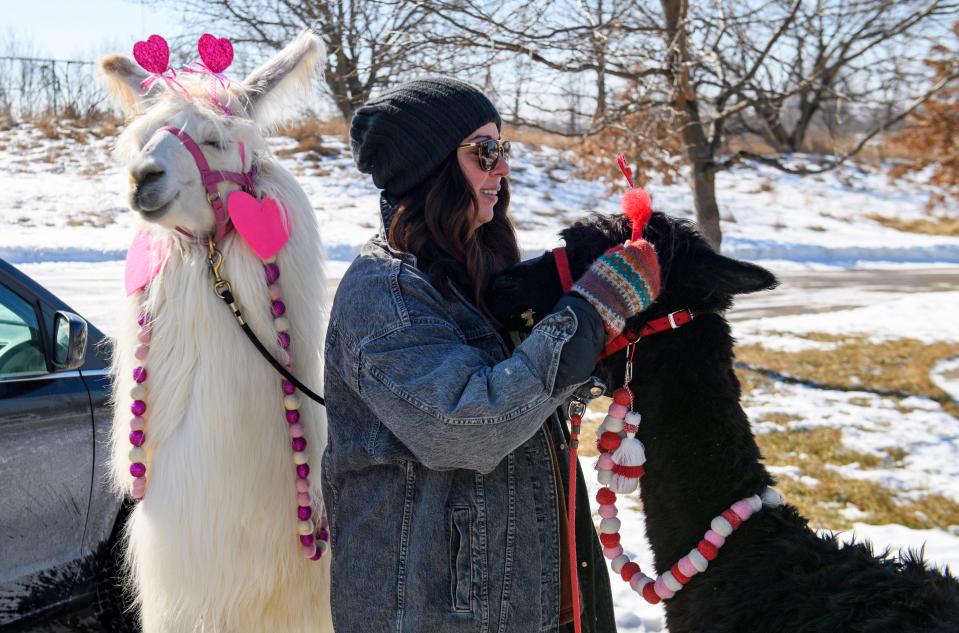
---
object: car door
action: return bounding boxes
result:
[0,273,94,623]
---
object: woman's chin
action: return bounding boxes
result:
[474,206,495,228]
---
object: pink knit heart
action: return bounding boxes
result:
[125,229,169,296]
[227,191,290,260]
[133,35,170,74]
[198,34,233,74]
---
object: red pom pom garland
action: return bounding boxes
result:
[590,309,784,604]
[594,482,780,603]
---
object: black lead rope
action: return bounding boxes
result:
[204,241,325,406]
[217,287,326,406]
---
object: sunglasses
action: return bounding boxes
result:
[458,139,512,172]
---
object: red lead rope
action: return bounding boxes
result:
[553,243,696,633]
[568,407,584,633]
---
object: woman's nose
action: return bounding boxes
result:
[492,155,510,177]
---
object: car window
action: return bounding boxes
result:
[0,283,46,379]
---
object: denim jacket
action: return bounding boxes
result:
[322,235,617,633]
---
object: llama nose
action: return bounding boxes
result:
[135,169,166,190]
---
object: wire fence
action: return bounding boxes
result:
[0,55,109,120]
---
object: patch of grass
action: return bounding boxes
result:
[757,427,959,530]
[882,446,909,463]
[278,117,346,139]
[736,366,775,398]
[736,337,959,419]
[275,118,345,158]
[33,115,61,139]
[758,427,882,469]
[66,210,115,228]
[756,412,802,426]
[867,213,959,237]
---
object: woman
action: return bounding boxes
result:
[322,78,660,633]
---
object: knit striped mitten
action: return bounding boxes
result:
[571,240,661,340]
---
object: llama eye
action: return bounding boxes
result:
[202,139,223,150]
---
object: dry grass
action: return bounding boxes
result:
[278,117,347,139]
[734,333,959,530]
[736,337,959,419]
[275,118,344,159]
[866,213,959,237]
[501,124,577,150]
[65,210,116,228]
[757,427,959,530]
[574,397,611,458]
[723,128,920,162]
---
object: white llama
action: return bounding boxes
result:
[101,32,332,633]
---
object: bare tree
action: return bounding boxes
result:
[164,0,448,122]
[427,0,958,250]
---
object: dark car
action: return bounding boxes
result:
[0,257,135,631]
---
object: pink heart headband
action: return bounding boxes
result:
[133,33,236,113]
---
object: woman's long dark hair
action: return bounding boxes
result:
[388,152,519,320]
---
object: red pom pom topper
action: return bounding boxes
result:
[616,154,653,242]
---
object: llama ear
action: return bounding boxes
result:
[100,55,151,116]
[240,30,325,129]
[701,252,779,295]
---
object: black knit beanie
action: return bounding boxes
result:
[350,78,502,199]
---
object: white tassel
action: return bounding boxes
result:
[610,474,638,494]
[610,411,646,494]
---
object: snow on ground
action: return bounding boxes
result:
[733,290,959,350]
[3,124,959,266]
[3,123,959,632]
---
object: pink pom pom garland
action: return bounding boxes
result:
[262,257,329,560]
[127,256,329,560]
[127,303,151,501]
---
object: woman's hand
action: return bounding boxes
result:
[570,239,661,341]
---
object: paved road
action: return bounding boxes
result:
[728,266,959,322]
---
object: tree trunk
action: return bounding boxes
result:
[690,164,722,251]
[661,0,723,251]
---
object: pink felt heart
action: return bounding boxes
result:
[198,34,234,74]
[227,191,290,260]
[133,35,170,75]
[125,229,169,296]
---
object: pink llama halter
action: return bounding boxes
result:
[162,125,253,242]
[123,125,276,296]
[161,125,291,258]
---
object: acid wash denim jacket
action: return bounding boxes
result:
[322,235,618,633]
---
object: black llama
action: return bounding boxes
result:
[487,212,959,633]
